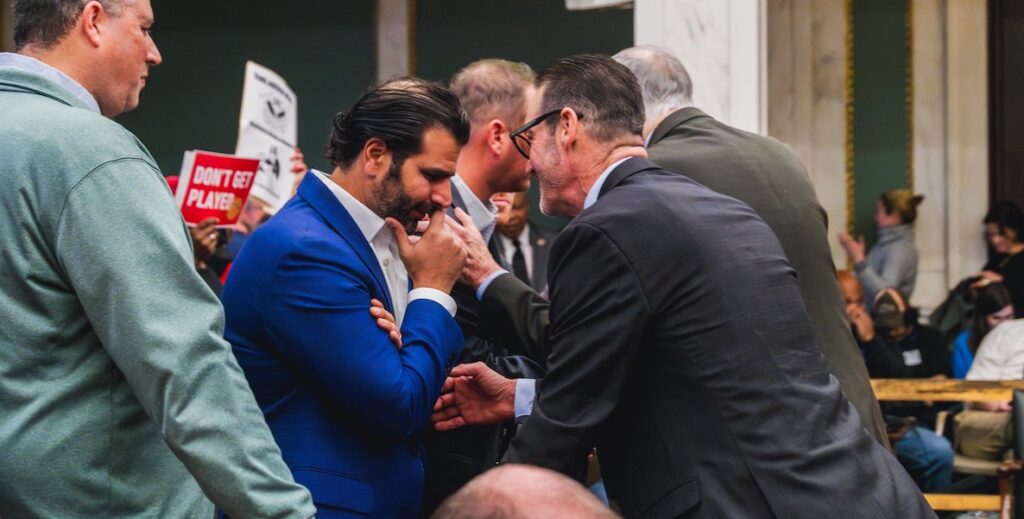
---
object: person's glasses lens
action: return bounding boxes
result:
[512,134,531,159]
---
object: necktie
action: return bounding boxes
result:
[512,238,529,285]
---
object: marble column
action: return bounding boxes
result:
[912,0,948,309]
[766,0,848,266]
[376,0,412,81]
[944,0,989,288]
[634,0,767,134]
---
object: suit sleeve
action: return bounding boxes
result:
[478,273,552,365]
[263,242,464,440]
[55,161,315,518]
[504,222,651,478]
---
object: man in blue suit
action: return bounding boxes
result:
[222,78,470,517]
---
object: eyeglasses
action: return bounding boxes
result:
[510,109,585,159]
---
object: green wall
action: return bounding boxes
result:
[416,1,634,229]
[118,1,376,175]
[850,0,911,244]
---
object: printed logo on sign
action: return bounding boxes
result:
[262,94,288,134]
[259,146,282,179]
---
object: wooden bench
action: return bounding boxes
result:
[871,378,1024,517]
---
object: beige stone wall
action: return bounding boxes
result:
[766,0,848,268]
[766,0,989,311]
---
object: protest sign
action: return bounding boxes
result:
[236,61,298,213]
[175,150,260,228]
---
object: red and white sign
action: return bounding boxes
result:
[175,150,260,228]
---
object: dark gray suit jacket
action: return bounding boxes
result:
[485,158,931,519]
[516,223,557,292]
[646,108,888,445]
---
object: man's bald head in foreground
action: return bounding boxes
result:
[432,464,619,519]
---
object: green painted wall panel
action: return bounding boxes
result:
[118,1,376,175]
[850,0,910,244]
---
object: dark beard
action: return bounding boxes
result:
[373,160,434,233]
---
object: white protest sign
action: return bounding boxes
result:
[236,61,298,213]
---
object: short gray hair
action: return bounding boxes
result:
[450,59,535,128]
[14,0,126,50]
[613,45,693,124]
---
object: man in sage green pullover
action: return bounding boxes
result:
[0,1,315,517]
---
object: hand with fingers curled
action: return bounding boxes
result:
[447,207,504,290]
[189,217,220,267]
[369,298,402,350]
[385,209,466,293]
[431,362,516,432]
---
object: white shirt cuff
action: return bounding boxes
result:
[475,270,508,300]
[514,378,536,419]
[408,287,457,317]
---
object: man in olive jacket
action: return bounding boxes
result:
[0,1,314,517]
[614,45,888,445]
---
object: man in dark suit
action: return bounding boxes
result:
[420,59,545,515]
[495,191,558,293]
[614,45,888,446]
[433,54,932,518]
[221,79,469,517]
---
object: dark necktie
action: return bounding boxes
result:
[511,237,529,285]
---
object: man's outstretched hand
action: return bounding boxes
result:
[432,362,517,431]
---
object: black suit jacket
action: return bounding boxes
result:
[419,184,545,516]
[646,108,888,446]
[489,158,931,519]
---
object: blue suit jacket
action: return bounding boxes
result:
[222,174,464,518]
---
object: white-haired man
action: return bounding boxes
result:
[0,1,314,516]
[613,44,888,445]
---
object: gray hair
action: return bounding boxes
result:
[613,45,694,125]
[450,59,536,128]
[14,0,126,50]
[536,54,645,142]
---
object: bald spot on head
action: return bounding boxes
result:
[431,464,619,519]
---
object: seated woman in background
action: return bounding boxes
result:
[951,283,1015,378]
[975,201,1024,317]
[955,317,1024,460]
[839,189,925,308]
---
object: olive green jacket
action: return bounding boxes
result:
[0,64,315,518]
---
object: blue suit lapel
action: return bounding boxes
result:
[296,173,395,312]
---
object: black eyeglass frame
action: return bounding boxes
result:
[510,108,585,159]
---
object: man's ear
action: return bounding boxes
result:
[486,119,507,156]
[558,108,580,152]
[362,138,390,179]
[80,1,106,48]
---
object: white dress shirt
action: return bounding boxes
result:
[966,319,1024,381]
[314,171,456,325]
[451,175,497,244]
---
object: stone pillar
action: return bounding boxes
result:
[944,0,989,288]
[766,0,848,266]
[634,0,767,134]
[376,0,413,81]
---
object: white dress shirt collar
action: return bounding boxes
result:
[451,175,497,243]
[312,170,457,323]
[314,170,386,244]
[583,157,630,210]
[0,53,101,114]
